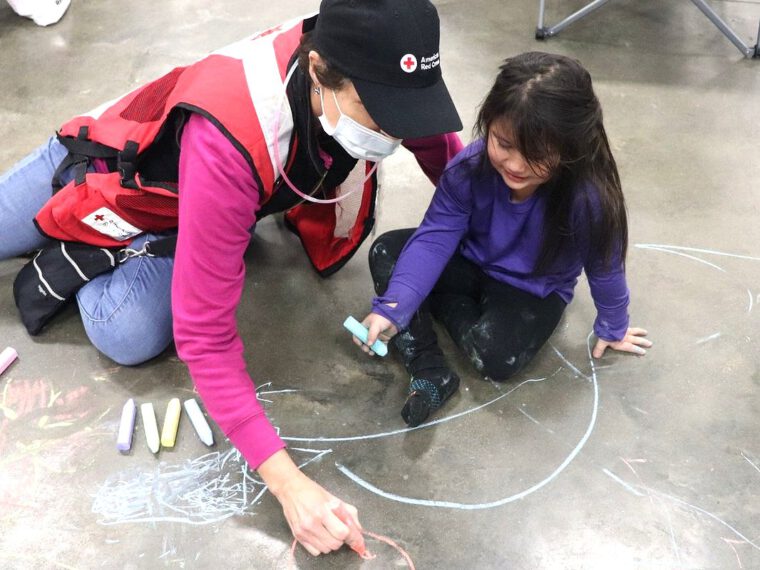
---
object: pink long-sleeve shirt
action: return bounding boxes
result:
[172,113,462,470]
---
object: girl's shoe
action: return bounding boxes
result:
[401,367,460,427]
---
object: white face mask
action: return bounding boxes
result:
[317,88,402,162]
[272,63,379,205]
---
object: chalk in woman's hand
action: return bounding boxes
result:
[0,347,18,377]
[332,502,367,557]
[343,316,388,357]
[116,398,137,452]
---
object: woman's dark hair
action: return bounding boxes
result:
[296,31,347,90]
[474,51,627,273]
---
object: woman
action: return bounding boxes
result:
[0,0,463,556]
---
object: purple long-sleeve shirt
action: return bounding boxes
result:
[372,139,630,341]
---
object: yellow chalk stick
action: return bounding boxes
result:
[160,398,181,448]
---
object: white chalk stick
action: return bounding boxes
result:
[160,398,181,448]
[0,347,18,377]
[116,398,137,452]
[140,402,160,454]
[183,398,214,446]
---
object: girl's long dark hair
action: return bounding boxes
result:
[474,52,627,273]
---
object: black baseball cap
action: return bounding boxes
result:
[310,0,463,139]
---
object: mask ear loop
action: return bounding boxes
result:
[272,62,379,205]
[330,88,400,146]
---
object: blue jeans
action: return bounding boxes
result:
[0,137,174,365]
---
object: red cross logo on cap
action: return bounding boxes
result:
[400,54,418,73]
[94,215,105,222]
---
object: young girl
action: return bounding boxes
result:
[356,51,651,427]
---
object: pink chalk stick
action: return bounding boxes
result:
[0,347,18,377]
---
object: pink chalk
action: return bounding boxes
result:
[0,347,18,377]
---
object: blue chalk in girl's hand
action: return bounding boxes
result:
[344,316,388,357]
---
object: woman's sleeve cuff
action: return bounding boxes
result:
[226,412,287,471]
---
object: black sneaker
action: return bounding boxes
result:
[401,367,460,427]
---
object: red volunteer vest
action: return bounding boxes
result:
[34,15,378,277]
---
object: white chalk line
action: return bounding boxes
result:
[92,441,335,527]
[517,408,541,427]
[635,244,755,313]
[293,447,333,470]
[696,332,722,345]
[335,333,600,510]
[658,494,682,567]
[282,375,550,444]
[603,469,760,552]
[255,382,300,404]
[634,244,760,263]
[550,343,590,381]
[92,448,263,526]
[741,452,760,475]
[243,447,333,487]
[516,406,555,434]
[636,244,727,273]
[601,468,644,497]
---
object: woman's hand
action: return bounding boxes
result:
[258,450,365,556]
[592,327,652,358]
[353,312,398,355]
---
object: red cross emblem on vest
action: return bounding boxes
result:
[400,54,418,73]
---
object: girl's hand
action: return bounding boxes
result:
[352,312,398,355]
[592,327,652,358]
[259,450,365,556]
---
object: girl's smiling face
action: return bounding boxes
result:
[487,122,555,200]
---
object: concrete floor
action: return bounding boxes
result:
[1,0,760,568]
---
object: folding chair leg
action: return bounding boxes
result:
[536,0,613,39]
[536,0,759,59]
[690,0,759,58]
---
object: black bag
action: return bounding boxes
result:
[13,237,176,335]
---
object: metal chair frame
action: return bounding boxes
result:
[536,0,760,59]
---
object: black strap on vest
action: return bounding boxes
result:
[52,126,119,192]
[52,129,142,191]
[144,235,177,257]
[117,140,140,189]
[50,127,178,259]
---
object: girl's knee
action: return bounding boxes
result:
[369,232,400,266]
[369,232,404,294]
[462,321,530,380]
[480,354,524,382]
[368,236,390,269]
[466,344,523,380]
[368,229,415,266]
